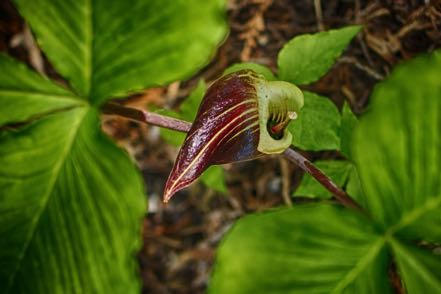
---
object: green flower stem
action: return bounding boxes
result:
[103,102,362,211]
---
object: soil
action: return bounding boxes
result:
[1,0,440,293]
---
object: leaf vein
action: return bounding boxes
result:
[5,107,88,293]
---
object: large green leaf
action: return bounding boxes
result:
[14,0,227,103]
[278,26,360,85]
[346,166,367,209]
[289,91,340,151]
[390,238,441,293]
[1,1,228,290]
[353,50,441,240]
[0,107,145,293]
[209,204,390,293]
[339,102,358,159]
[0,55,84,126]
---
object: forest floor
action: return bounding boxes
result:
[1,0,440,293]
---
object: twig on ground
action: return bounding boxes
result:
[339,56,384,80]
[314,0,324,31]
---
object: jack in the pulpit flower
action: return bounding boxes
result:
[163,70,304,202]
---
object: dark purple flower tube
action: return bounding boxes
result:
[163,70,303,202]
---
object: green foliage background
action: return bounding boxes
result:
[210,50,441,293]
[0,0,227,292]
[1,1,439,292]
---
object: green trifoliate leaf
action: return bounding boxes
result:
[209,204,390,294]
[288,91,340,151]
[14,0,228,103]
[0,108,146,293]
[353,50,441,242]
[294,160,353,199]
[278,26,361,85]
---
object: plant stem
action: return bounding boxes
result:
[104,102,362,211]
[103,103,191,132]
[283,148,362,211]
